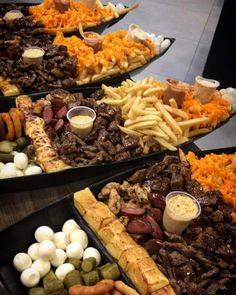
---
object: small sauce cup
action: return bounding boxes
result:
[54,0,71,13]
[194,76,220,104]
[125,24,148,42]
[67,106,96,137]
[22,47,45,66]
[83,32,103,53]
[163,191,201,235]
[163,78,191,107]
[3,10,23,25]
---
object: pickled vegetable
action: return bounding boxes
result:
[63,270,83,289]
[81,270,100,286]
[0,141,13,153]
[66,258,81,270]
[100,263,120,280]
[29,287,45,295]
[81,257,96,273]
[15,137,27,149]
[43,271,64,294]
[10,141,18,150]
[0,152,14,163]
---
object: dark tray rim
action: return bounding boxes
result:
[0,195,136,294]
[0,108,235,194]
[0,38,175,100]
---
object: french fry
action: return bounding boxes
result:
[140,129,167,138]
[163,105,189,119]
[189,127,211,137]
[125,115,162,127]
[159,121,178,144]
[102,85,121,100]
[169,98,178,108]
[155,137,177,151]
[114,281,140,295]
[143,87,165,96]
[155,101,182,135]
[179,148,187,162]
[128,120,157,130]
[118,126,142,137]
[178,117,209,128]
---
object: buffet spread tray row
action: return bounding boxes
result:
[0,147,235,295]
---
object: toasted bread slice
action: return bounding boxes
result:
[83,202,115,232]
[98,219,125,245]
[0,76,21,96]
[127,257,169,295]
[151,284,176,295]
[74,188,97,216]
[106,232,137,260]
[118,245,149,272]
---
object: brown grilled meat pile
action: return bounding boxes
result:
[99,155,236,295]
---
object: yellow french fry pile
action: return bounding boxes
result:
[98,77,210,152]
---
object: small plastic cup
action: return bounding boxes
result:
[194,76,220,104]
[3,10,23,24]
[67,106,96,137]
[54,0,71,13]
[163,191,201,235]
[83,32,103,53]
[163,78,191,107]
[22,47,45,66]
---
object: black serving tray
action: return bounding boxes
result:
[87,146,236,295]
[0,38,175,101]
[0,196,136,295]
[0,1,131,37]
[0,101,235,194]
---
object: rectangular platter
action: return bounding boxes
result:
[0,147,235,295]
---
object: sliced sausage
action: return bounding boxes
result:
[121,208,146,217]
[145,215,164,240]
[55,118,64,134]
[43,106,53,124]
[127,218,152,234]
[148,193,166,210]
[147,208,162,223]
[57,105,68,118]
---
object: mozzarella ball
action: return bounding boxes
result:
[83,247,101,266]
[14,153,28,170]
[32,259,51,278]
[116,3,125,11]
[55,263,74,281]
[66,242,83,259]
[27,243,39,261]
[16,169,24,177]
[13,253,32,272]
[70,230,88,249]
[53,232,70,250]
[20,268,40,288]
[38,240,56,261]
[50,249,67,267]
[0,163,17,179]
[160,39,171,52]
[24,165,42,176]
[62,219,80,235]
[35,226,54,242]
[0,162,4,171]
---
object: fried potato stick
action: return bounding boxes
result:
[115,281,140,295]
[69,280,114,295]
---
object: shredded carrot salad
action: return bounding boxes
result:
[186,152,236,222]
[29,0,115,30]
[182,91,230,128]
[53,31,156,80]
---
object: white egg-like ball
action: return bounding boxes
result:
[20,268,40,288]
[116,3,125,11]
[32,259,51,278]
[53,232,70,250]
[0,162,4,171]
[160,39,171,52]
[35,226,54,242]
[55,263,75,281]
[62,219,80,235]
[24,165,42,176]
[13,253,32,272]
[83,247,101,266]
[50,249,67,268]
[38,240,56,261]
[27,243,39,261]
[66,242,83,259]
[70,230,88,249]
[14,153,28,170]
[0,163,17,179]
[16,169,24,177]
